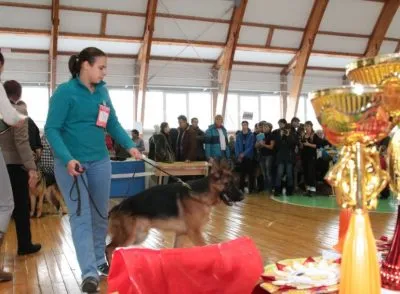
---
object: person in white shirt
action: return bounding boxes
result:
[0,52,29,282]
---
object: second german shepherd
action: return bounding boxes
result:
[29,171,68,218]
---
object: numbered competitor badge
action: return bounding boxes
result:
[96,104,110,128]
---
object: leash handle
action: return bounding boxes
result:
[70,164,107,220]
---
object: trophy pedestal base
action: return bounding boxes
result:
[381,262,400,291]
[381,205,400,291]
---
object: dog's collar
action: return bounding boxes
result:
[188,194,220,207]
[220,193,233,206]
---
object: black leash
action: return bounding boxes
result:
[69,173,108,220]
[143,158,234,205]
[141,157,192,190]
[69,158,191,219]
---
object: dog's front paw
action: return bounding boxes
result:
[105,244,116,266]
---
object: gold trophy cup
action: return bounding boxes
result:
[310,85,391,294]
[346,53,400,291]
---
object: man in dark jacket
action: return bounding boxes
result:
[190,117,205,161]
[27,117,42,161]
[273,119,296,196]
[175,115,197,162]
[235,121,255,193]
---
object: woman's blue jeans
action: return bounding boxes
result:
[54,157,111,281]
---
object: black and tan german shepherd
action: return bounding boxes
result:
[106,160,243,263]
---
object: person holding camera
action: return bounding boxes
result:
[273,119,296,196]
[300,121,323,196]
[256,122,275,194]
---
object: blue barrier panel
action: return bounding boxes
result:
[110,160,146,198]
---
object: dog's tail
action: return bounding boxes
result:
[106,206,120,265]
[108,204,128,247]
[108,202,120,217]
[108,203,122,235]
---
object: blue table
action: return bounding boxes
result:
[110,160,147,198]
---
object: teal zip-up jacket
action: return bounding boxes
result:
[45,78,135,165]
[205,124,230,160]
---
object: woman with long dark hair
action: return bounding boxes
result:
[300,121,322,196]
[148,122,175,163]
[45,47,140,292]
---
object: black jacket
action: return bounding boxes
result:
[273,129,296,164]
[191,126,206,161]
[28,117,42,152]
[148,133,175,163]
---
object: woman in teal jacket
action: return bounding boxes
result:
[45,47,140,293]
[205,115,230,160]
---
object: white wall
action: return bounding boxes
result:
[147,60,213,90]
[1,52,344,137]
[2,52,344,94]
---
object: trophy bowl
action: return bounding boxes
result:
[346,53,400,86]
[309,86,392,146]
[346,53,400,119]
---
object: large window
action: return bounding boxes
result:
[21,86,49,129]
[165,93,187,127]
[260,95,281,129]
[239,95,259,130]
[188,92,211,130]
[144,91,164,131]
[109,89,134,130]
[297,96,306,123]
[138,90,286,134]
[224,94,239,132]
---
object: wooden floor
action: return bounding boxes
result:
[0,194,397,293]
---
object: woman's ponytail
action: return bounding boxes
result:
[68,54,81,78]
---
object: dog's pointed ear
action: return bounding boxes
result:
[219,159,232,180]
[209,160,222,180]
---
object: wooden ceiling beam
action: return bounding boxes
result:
[0,27,50,35]
[265,27,274,47]
[2,48,348,72]
[211,69,218,117]
[280,74,288,117]
[0,1,399,43]
[49,0,60,96]
[306,66,344,72]
[0,1,50,9]
[0,27,364,59]
[363,0,388,3]
[396,41,400,52]
[135,0,158,124]
[60,32,142,42]
[281,53,299,75]
[285,0,329,120]
[364,0,400,57]
[60,5,145,17]
[100,13,107,36]
[214,0,248,118]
